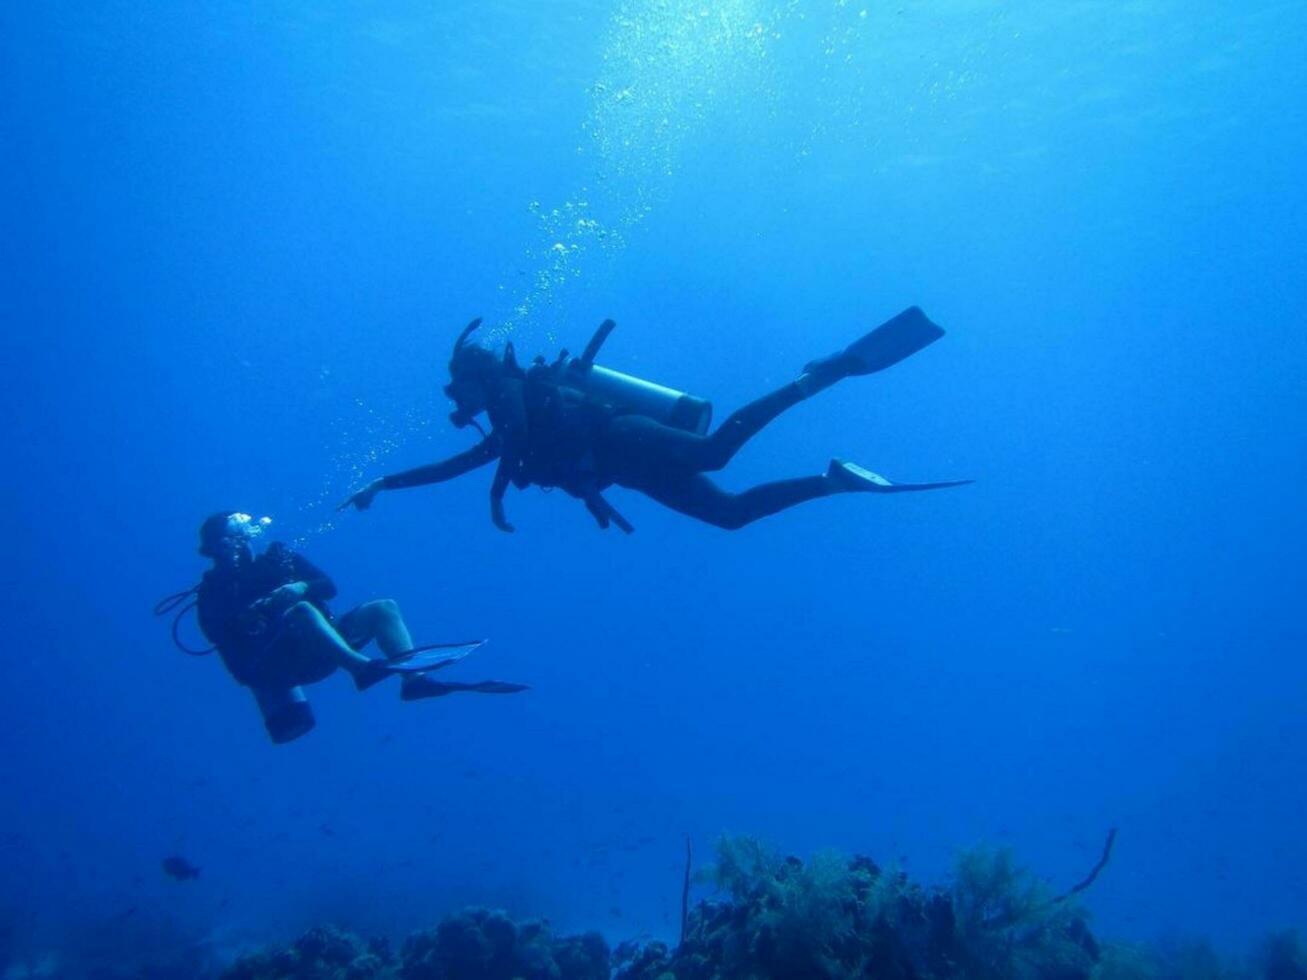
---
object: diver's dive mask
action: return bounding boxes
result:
[227,512,272,541]
[445,316,492,429]
[198,511,272,559]
[444,377,485,428]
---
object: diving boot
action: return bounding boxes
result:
[828,458,973,494]
[799,307,945,396]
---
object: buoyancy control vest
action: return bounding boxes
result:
[450,317,713,532]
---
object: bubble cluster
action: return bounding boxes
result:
[291,396,441,548]
[490,0,781,347]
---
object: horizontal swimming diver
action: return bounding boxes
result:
[340,308,970,532]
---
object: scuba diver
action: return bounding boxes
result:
[339,307,970,532]
[155,512,527,744]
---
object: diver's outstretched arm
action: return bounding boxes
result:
[339,438,499,511]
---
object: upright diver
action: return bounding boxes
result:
[340,308,969,532]
[156,511,527,743]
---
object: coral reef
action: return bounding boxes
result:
[221,909,609,980]
[23,837,1299,980]
[222,925,395,980]
[610,837,1307,980]
[614,835,1100,980]
[1259,931,1307,980]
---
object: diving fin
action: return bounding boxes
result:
[400,677,530,701]
[386,640,486,674]
[828,459,972,494]
[802,307,945,390]
[460,680,530,694]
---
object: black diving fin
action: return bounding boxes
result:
[803,306,946,386]
[400,678,531,700]
[829,459,972,494]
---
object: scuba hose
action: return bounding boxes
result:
[153,587,216,656]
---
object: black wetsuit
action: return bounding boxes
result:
[382,366,834,531]
[593,381,830,529]
[197,544,337,688]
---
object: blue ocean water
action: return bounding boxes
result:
[2,0,1305,972]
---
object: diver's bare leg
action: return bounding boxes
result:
[282,602,377,671]
[339,599,440,699]
[339,599,414,660]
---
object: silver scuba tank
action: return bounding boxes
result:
[560,319,713,435]
[252,685,315,744]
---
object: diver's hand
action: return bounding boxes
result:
[248,582,307,619]
[339,479,383,512]
[268,582,309,606]
[491,499,515,534]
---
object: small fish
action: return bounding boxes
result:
[162,855,200,881]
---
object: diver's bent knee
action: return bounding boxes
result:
[358,598,400,619]
[711,510,749,531]
[700,432,738,472]
[698,444,731,472]
[284,601,317,620]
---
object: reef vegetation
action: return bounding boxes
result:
[613,836,1307,980]
[220,910,609,980]
[7,838,1303,979]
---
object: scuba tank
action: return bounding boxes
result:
[448,317,713,435]
[251,685,316,744]
[557,319,712,434]
[156,581,316,745]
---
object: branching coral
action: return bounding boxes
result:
[946,844,1098,979]
[618,836,1112,980]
